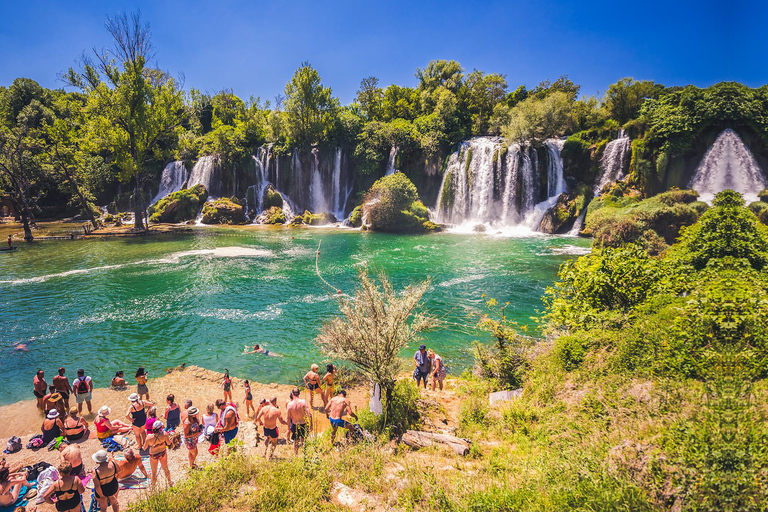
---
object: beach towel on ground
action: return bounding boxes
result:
[101,437,123,452]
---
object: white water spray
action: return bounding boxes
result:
[152,161,188,204]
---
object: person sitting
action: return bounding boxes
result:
[42,409,65,445]
[62,406,89,441]
[0,466,31,508]
[112,449,149,480]
[110,371,127,390]
[94,406,131,440]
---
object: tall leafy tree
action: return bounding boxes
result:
[64,11,186,230]
[284,62,338,147]
[356,76,384,121]
[604,77,663,124]
[0,78,53,241]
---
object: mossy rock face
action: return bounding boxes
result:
[348,205,363,228]
[759,189,768,203]
[749,201,768,224]
[148,184,208,224]
[422,220,442,232]
[540,184,593,234]
[263,206,286,225]
[201,197,246,225]
[263,185,284,210]
[362,174,433,233]
[304,211,337,226]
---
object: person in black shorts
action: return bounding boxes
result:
[286,388,312,455]
[413,344,431,389]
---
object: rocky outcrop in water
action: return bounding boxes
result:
[201,197,246,225]
[539,185,592,234]
[148,185,208,224]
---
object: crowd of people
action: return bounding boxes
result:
[2,360,368,512]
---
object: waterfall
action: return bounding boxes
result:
[187,156,217,197]
[594,133,630,194]
[545,139,567,197]
[331,147,349,219]
[385,146,399,175]
[568,208,587,236]
[152,161,188,204]
[689,129,766,204]
[310,148,328,213]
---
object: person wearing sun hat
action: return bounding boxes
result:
[143,420,172,487]
[94,406,131,440]
[41,408,65,444]
[126,392,153,448]
[92,449,120,512]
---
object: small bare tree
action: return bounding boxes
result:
[315,268,436,417]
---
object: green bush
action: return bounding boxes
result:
[357,379,421,434]
[201,197,245,224]
[362,173,431,233]
[553,335,587,371]
[263,206,285,224]
[147,184,208,224]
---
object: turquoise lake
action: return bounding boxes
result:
[0,227,590,405]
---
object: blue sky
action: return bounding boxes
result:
[0,0,764,103]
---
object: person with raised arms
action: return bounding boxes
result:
[286,388,312,455]
[325,389,358,444]
[254,396,287,460]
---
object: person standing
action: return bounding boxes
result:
[243,381,254,418]
[413,344,431,389]
[182,407,202,468]
[135,368,149,400]
[126,394,152,448]
[92,450,120,511]
[164,394,181,431]
[215,399,239,445]
[7,235,12,249]
[428,349,446,391]
[33,370,47,410]
[220,369,232,403]
[286,388,312,455]
[325,390,358,444]
[322,364,336,406]
[143,421,173,487]
[254,396,287,460]
[303,364,324,408]
[72,369,93,414]
[53,367,72,410]
[42,461,84,512]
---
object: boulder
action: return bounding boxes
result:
[148,185,208,224]
[201,198,246,225]
[262,185,284,210]
[260,206,286,225]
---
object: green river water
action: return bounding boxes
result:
[0,227,590,405]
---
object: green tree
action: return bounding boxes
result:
[503,91,573,143]
[356,76,384,121]
[0,78,53,240]
[416,59,464,93]
[462,70,508,135]
[283,62,339,146]
[603,77,663,124]
[64,11,187,231]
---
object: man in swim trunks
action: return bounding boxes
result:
[112,448,149,480]
[59,443,85,478]
[303,364,323,408]
[215,399,239,445]
[53,367,72,410]
[286,388,312,455]
[254,396,287,460]
[325,389,358,444]
[33,370,47,410]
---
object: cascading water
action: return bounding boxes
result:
[187,156,217,197]
[688,129,767,203]
[152,161,188,204]
[594,131,630,194]
[435,136,566,233]
[330,147,350,219]
[385,146,399,175]
[309,147,328,214]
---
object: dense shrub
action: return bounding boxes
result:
[361,173,431,233]
[147,184,208,224]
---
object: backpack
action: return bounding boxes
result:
[76,377,89,394]
[26,434,44,449]
[3,436,21,454]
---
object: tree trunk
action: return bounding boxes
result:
[62,167,98,229]
[11,192,33,242]
[133,181,145,231]
[401,430,472,456]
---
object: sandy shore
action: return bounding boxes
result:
[0,365,369,511]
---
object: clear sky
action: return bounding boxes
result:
[0,0,764,103]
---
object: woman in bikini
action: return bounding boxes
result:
[43,461,84,512]
[322,364,336,407]
[143,421,173,487]
[220,369,233,403]
[182,407,202,468]
[126,393,152,448]
[63,406,89,441]
[0,466,31,509]
[135,367,149,400]
[243,380,254,418]
[92,450,120,512]
[164,394,181,431]
[303,364,324,408]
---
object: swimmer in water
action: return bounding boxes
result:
[243,344,282,357]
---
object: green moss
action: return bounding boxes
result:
[439,170,455,210]
[262,185,284,210]
[263,206,286,224]
[201,197,245,225]
[148,184,208,224]
[348,205,363,227]
[749,201,768,224]
[759,189,768,203]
